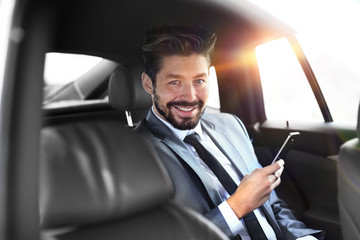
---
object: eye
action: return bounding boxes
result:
[168,80,180,85]
[194,79,206,85]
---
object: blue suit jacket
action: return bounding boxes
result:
[136,110,324,240]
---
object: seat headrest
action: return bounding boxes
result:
[108,65,152,111]
[40,119,173,229]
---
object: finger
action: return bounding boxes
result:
[266,174,281,193]
[269,173,278,183]
[273,174,282,187]
[271,172,282,188]
[263,159,285,174]
[276,159,285,167]
[274,166,284,178]
[267,166,284,185]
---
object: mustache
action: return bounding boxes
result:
[167,100,202,108]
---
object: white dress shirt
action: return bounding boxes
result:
[152,108,317,240]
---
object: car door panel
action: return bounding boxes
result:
[248,121,356,240]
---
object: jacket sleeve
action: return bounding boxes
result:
[230,114,325,239]
[205,207,235,238]
[268,191,325,239]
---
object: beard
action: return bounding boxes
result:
[153,91,205,130]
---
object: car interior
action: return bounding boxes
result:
[40,109,228,240]
[1,0,359,239]
[337,104,360,240]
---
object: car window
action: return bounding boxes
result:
[44,52,103,85]
[251,0,360,125]
[255,37,323,122]
[256,36,359,125]
[43,52,114,104]
[208,66,221,111]
[296,33,360,124]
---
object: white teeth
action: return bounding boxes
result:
[178,106,195,112]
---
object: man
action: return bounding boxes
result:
[136,25,324,240]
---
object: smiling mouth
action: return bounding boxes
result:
[174,105,198,112]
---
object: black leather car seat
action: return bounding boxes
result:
[39,116,228,240]
[337,102,360,240]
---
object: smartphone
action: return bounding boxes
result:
[271,132,300,164]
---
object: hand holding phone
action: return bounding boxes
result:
[271,132,300,164]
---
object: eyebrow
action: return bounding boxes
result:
[166,73,208,79]
[194,73,208,79]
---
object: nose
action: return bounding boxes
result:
[180,83,197,102]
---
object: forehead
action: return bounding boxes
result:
[158,54,210,77]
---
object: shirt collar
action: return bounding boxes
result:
[151,106,203,141]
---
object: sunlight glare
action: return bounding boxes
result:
[255,38,324,121]
[252,0,360,123]
[250,0,360,75]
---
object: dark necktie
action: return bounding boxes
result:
[184,133,268,240]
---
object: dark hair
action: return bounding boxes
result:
[142,25,217,84]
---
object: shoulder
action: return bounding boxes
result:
[201,112,250,140]
[202,112,236,123]
[202,112,246,130]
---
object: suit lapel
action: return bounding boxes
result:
[145,110,223,205]
[201,120,250,177]
[162,138,223,205]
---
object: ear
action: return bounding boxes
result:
[141,72,154,94]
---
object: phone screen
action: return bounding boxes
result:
[271,132,300,164]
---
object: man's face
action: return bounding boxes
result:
[142,54,210,130]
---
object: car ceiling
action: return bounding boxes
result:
[24,0,294,65]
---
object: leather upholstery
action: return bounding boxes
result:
[338,102,360,240]
[40,118,229,240]
[40,120,172,228]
